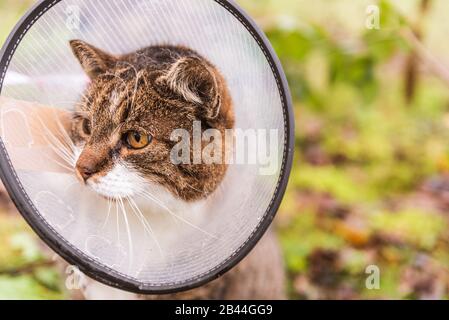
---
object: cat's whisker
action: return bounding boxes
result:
[127,171,179,225]
[126,198,153,236]
[50,125,77,164]
[138,190,219,240]
[118,197,134,270]
[32,123,71,162]
[184,182,204,195]
[39,132,76,168]
[50,110,77,151]
[45,141,76,169]
[100,196,113,231]
[35,116,76,165]
[126,196,151,229]
[79,92,92,105]
[76,94,93,112]
[115,200,120,244]
[42,152,75,172]
[126,196,164,258]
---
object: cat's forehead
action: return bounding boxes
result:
[87,67,147,109]
[80,53,203,135]
[85,81,179,132]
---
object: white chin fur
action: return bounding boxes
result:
[87,163,145,199]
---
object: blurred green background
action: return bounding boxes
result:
[1,0,449,299]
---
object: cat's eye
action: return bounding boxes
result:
[125,131,151,149]
[81,118,91,136]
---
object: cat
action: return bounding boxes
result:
[66,39,285,299]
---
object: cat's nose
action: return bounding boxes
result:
[76,163,96,182]
[75,148,103,182]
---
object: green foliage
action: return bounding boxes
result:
[370,210,447,250]
[0,0,35,45]
[0,215,44,271]
[0,214,64,299]
[262,0,449,299]
[266,16,402,108]
[292,164,376,203]
[0,275,62,300]
[280,211,345,273]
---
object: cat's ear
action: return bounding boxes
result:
[157,57,221,121]
[70,40,117,79]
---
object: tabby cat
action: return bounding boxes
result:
[67,40,285,299]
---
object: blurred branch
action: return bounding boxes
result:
[392,0,449,90]
[403,0,432,103]
[0,260,55,276]
[400,27,449,87]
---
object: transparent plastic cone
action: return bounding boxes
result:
[0,0,287,290]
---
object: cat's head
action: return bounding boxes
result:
[69,40,234,202]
